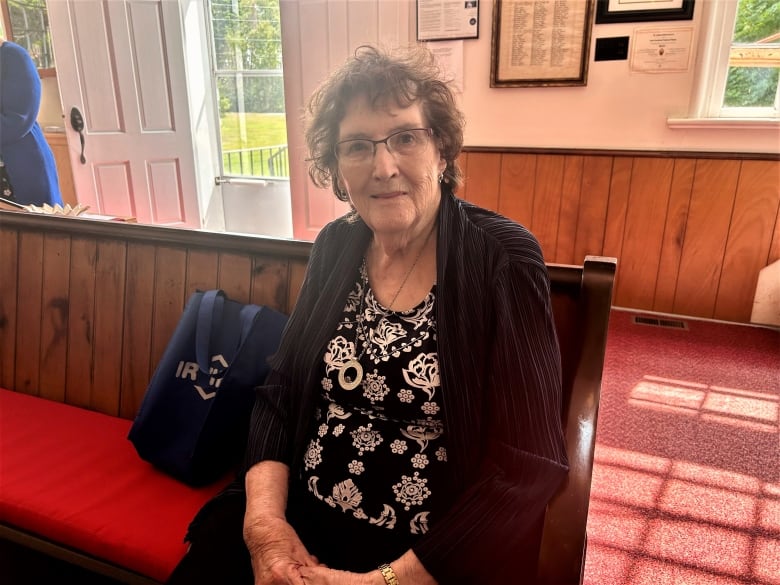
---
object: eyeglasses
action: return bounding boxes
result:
[334,128,434,166]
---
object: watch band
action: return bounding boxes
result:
[378,563,400,585]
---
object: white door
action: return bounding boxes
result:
[47,0,200,226]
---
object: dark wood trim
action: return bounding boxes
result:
[0,525,160,585]
[462,145,780,162]
[0,211,314,259]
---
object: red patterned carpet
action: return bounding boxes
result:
[583,310,780,585]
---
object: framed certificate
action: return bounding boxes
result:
[491,0,594,87]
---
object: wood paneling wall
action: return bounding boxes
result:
[0,214,311,418]
[1,149,776,416]
[458,149,780,323]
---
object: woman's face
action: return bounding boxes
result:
[336,95,446,240]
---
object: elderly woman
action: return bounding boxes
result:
[170,45,567,585]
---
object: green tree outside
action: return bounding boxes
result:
[724,0,780,108]
[210,0,288,177]
[7,0,54,69]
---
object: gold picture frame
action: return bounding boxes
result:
[491,0,594,87]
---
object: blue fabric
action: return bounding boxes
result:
[0,41,62,206]
[129,290,288,486]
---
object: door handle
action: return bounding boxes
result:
[70,107,86,164]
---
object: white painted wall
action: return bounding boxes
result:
[37,0,777,236]
[456,0,777,153]
[279,0,415,238]
[38,77,64,128]
[274,0,776,160]
[222,179,293,236]
[38,0,779,156]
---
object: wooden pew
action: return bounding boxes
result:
[0,211,615,584]
[0,212,311,419]
[539,256,616,584]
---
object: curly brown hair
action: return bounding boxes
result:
[304,45,465,202]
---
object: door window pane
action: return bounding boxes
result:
[209,0,288,178]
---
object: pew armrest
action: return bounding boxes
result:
[537,256,617,584]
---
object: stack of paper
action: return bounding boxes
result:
[23,203,91,216]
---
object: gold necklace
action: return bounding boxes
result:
[338,226,435,391]
[382,226,434,312]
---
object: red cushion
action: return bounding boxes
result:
[0,388,232,582]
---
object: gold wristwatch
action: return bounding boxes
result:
[378,563,399,585]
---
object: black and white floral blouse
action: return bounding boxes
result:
[247,192,568,582]
[299,262,448,537]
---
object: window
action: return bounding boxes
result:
[207,0,288,179]
[1,0,55,74]
[691,0,779,120]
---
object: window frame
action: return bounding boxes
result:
[203,0,289,183]
[677,0,779,126]
[0,0,56,77]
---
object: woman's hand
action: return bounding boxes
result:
[245,515,318,585]
[298,565,383,585]
[299,550,436,585]
[244,461,318,585]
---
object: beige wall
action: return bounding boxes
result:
[38,76,64,128]
[39,1,778,153]
[458,1,777,154]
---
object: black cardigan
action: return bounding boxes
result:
[246,190,568,583]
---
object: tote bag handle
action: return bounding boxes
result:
[195,290,224,373]
[195,290,263,373]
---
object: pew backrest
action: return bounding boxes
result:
[0,211,616,584]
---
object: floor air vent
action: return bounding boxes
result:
[632,315,689,330]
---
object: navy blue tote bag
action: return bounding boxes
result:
[129,289,287,486]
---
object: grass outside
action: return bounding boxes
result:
[220,112,289,177]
